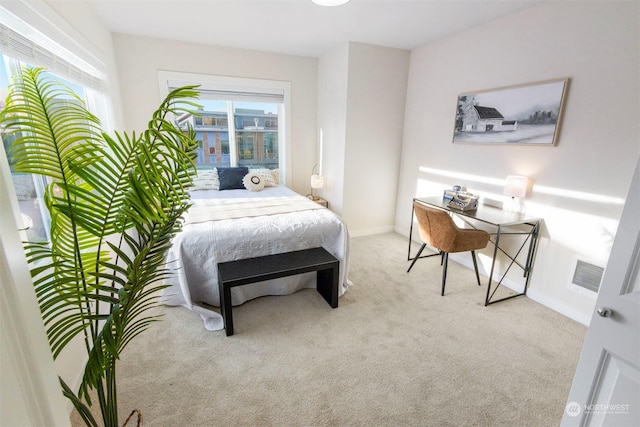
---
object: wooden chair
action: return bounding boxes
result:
[407,201,490,296]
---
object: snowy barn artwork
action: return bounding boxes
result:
[452,79,568,145]
[461,105,518,133]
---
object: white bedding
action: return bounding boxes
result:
[161,185,352,331]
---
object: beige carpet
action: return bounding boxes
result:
[71,232,587,426]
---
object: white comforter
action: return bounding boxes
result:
[161,185,351,331]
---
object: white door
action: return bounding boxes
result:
[562,157,640,426]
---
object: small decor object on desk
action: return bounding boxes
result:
[443,189,457,202]
[447,193,479,211]
[444,184,466,201]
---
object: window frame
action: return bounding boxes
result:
[157,70,291,185]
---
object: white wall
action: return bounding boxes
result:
[318,42,409,235]
[317,43,349,215]
[343,42,409,235]
[111,34,318,194]
[396,1,640,324]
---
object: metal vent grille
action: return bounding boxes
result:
[572,260,604,293]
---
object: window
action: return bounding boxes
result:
[159,71,291,182]
[178,96,280,170]
[0,10,107,243]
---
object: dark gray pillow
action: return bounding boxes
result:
[217,167,249,190]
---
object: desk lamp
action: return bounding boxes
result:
[503,175,529,213]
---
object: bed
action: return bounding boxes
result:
[161,175,351,331]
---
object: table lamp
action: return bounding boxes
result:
[503,175,529,213]
[310,165,324,200]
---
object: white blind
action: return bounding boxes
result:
[194,88,284,103]
[166,76,285,103]
[0,22,103,91]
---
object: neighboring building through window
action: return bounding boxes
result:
[178,103,279,170]
[159,71,290,182]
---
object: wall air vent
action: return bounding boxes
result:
[569,258,605,298]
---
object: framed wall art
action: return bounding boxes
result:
[452,78,569,145]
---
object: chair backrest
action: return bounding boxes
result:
[413,201,459,252]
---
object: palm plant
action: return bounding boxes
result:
[0,67,200,426]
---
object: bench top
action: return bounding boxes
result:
[217,247,338,285]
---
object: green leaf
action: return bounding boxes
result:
[0,66,200,427]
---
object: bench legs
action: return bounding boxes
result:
[219,264,339,337]
[316,265,339,308]
[219,279,234,336]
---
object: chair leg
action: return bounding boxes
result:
[471,250,482,287]
[407,243,427,273]
[441,252,449,296]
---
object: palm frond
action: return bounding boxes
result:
[1,66,200,427]
[2,68,104,181]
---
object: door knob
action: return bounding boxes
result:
[597,307,613,318]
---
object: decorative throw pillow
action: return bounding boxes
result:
[249,168,278,187]
[217,166,249,190]
[190,168,219,191]
[272,169,280,184]
[243,172,265,192]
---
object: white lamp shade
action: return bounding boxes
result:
[503,175,529,198]
[311,174,324,189]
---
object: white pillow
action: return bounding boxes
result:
[243,172,265,191]
[190,168,219,191]
[270,168,280,185]
[249,168,278,187]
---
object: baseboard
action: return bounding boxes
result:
[394,225,410,238]
[449,253,591,326]
[525,288,592,326]
[349,225,395,237]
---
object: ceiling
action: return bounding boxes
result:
[78,0,541,57]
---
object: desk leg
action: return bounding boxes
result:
[522,222,540,295]
[485,224,502,306]
[485,221,540,305]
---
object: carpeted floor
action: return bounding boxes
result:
[71,232,587,426]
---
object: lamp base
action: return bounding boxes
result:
[504,197,525,214]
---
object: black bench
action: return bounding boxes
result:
[217,247,339,336]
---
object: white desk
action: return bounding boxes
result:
[409,197,542,305]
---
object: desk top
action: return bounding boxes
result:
[414,196,541,227]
